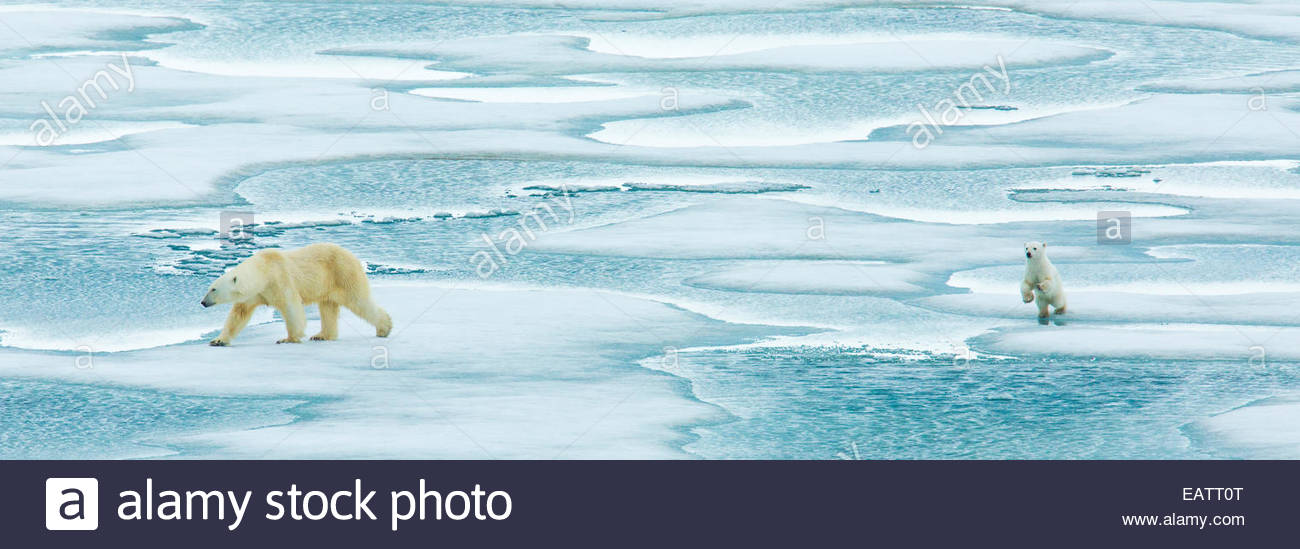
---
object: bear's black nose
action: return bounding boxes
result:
[1026,252,1032,258]
[201,300,211,308]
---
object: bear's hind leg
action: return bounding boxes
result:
[311,302,340,341]
[1050,291,1067,315]
[1035,293,1050,318]
[346,298,393,338]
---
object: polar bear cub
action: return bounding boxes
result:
[201,243,393,346]
[1020,241,1067,318]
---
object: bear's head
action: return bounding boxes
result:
[1024,241,1046,260]
[201,262,262,307]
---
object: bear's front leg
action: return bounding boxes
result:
[273,289,307,344]
[1037,279,1051,292]
[1020,280,1034,303]
[211,303,256,346]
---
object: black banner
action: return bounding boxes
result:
[5,461,1291,546]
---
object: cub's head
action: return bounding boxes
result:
[1024,241,1046,260]
[201,263,262,307]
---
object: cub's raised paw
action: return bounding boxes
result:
[1021,294,1034,303]
[209,339,229,347]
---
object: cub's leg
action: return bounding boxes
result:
[311,302,340,341]
[345,298,393,337]
[1020,280,1034,303]
[1035,292,1051,318]
[211,303,256,346]
[1052,294,1068,315]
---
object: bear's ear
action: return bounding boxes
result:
[1041,243,1047,249]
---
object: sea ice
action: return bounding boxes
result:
[0,283,793,458]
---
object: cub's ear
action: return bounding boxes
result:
[1041,243,1047,249]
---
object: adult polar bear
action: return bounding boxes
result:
[1021,241,1067,318]
[201,243,392,346]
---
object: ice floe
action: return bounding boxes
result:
[1188,397,1300,459]
[967,0,1300,44]
[518,174,807,195]
[1142,69,1300,94]
[332,32,1112,74]
[0,283,795,458]
[684,261,929,295]
[0,120,192,146]
[0,8,199,56]
[410,85,656,103]
[974,324,1300,361]
[141,51,471,81]
[1021,160,1300,200]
